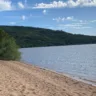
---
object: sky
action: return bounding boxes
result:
[0,0,96,36]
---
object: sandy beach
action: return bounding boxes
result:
[0,60,96,96]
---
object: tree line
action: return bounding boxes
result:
[0,25,96,48]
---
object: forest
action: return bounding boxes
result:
[0,26,96,48]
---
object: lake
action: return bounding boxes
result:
[19,44,96,83]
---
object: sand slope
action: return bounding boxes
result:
[0,60,96,96]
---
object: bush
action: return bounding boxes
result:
[0,29,21,60]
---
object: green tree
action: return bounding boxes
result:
[0,29,21,60]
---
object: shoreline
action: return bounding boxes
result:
[20,43,96,49]
[37,66,96,87]
[0,60,96,96]
[21,61,96,87]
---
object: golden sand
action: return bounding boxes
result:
[0,60,96,96]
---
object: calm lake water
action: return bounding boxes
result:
[19,44,96,82]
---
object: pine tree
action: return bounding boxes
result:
[0,29,21,60]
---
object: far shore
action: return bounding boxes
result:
[19,43,96,49]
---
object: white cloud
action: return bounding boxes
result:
[33,0,96,9]
[66,16,74,20]
[53,16,74,22]
[58,23,92,29]
[21,15,26,20]
[79,20,83,23]
[53,17,65,22]
[9,22,16,25]
[91,20,96,23]
[59,23,82,27]
[0,0,27,11]
[0,0,13,11]
[17,0,27,9]
[18,2,25,9]
[43,9,47,14]
[33,1,67,9]
[53,16,90,25]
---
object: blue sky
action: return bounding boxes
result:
[0,0,96,35]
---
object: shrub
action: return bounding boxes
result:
[0,29,21,60]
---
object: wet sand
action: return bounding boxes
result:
[0,60,96,96]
